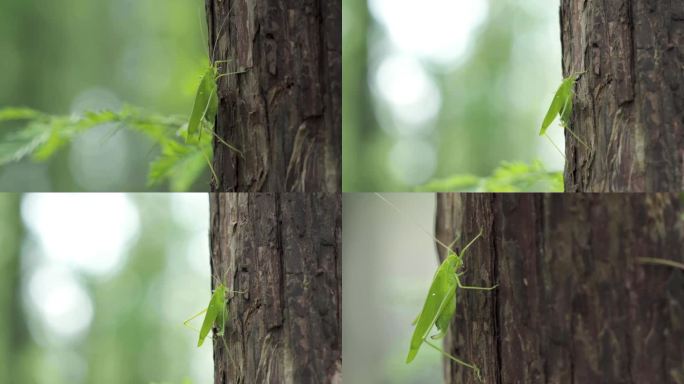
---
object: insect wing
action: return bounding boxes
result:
[410,263,447,327]
[206,85,218,124]
[559,91,574,127]
[197,284,225,347]
[188,67,216,141]
[406,260,453,363]
[432,281,457,340]
[539,75,577,136]
[214,285,227,335]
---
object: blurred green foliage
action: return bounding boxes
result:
[417,161,563,192]
[0,0,211,191]
[343,193,444,384]
[0,106,213,191]
[343,0,565,192]
[0,194,213,383]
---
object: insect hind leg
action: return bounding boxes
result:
[424,339,483,382]
[183,308,208,332]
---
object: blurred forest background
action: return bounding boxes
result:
[343,193,442,383]
[0,0,210,191]
[343,0,565,191]
[0,193,213,384]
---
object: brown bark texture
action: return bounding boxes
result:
[209,193,342,384]
[436,193,684,384]
[560,0,684,192]
[207,0,341,192]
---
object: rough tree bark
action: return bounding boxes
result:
[561,0,684,192]
[209,193,342,383]
[436,193,684,384]
[206,0,341,192]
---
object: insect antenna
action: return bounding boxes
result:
[374,193,453,253]
[376,193,485,259]
[209,2,237,64]
[196,5,208,51]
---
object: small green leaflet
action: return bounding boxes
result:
[197,283,227,347]
[0,106,215,190]
[540,73,583,136]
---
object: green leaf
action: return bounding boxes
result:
[0,107,44,122]
[0,122,50,164]
[0,105,211,191]
[483,161,562,192]
[417,161,563,193]
[415,174,480,192]
[147,138,209,192]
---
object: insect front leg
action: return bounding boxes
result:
[455,275,498,291]
[215,69,247,81]
[459,228,483,256]
[213,59,233,65]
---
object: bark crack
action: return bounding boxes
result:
[490,195,503,384]
[275,194,285,327]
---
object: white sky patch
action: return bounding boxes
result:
[374,55,441,134]
[184,234,211,277]
[369,0,488,65]
[388,138,437,185]
[27,264,94,342]
[70,88,122,114]
[169,193,211,277]
[170,193,209,233]
[21,193,139,277]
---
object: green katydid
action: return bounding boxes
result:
[185,7,243,158]
[540,72,590,154]
[184,272,245,347]
[406,229,496,382]
[374,193,497,382]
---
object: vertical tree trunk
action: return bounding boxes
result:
[209,193,342,383]
[341,0,376,191]
[207,0,341,192]
[0,195,31,384]
[561,0,684,192]
[436,193,684,384]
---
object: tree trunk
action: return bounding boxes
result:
[209,193,342,383]
[341,0,376,191]
[0,195,32,384]
[436,193,684,384]
[207,0,341,192]
[560,0,684,192]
